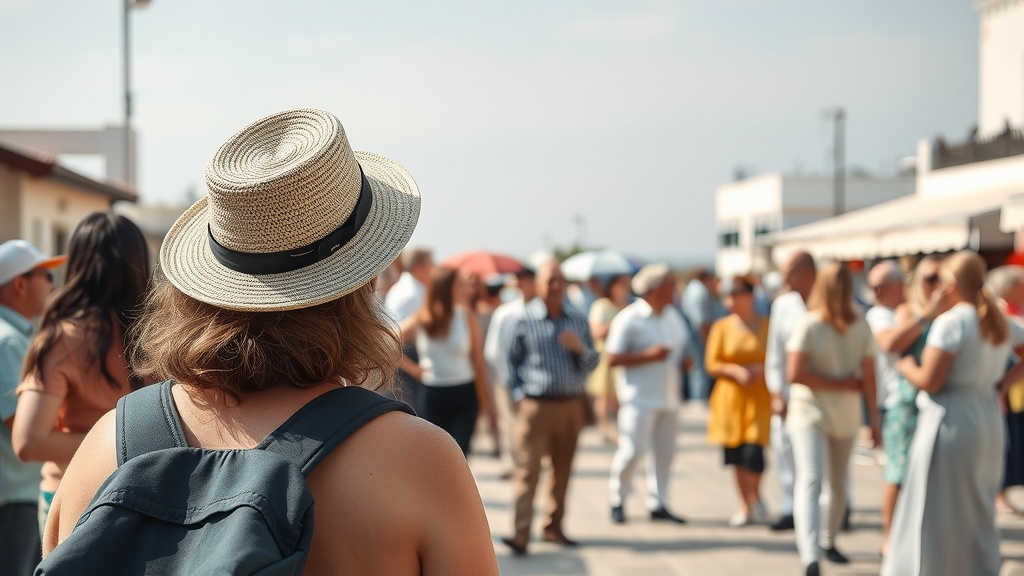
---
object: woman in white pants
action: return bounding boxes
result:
[785,262,879,576]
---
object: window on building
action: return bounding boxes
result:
[753,215,779,239]
[54,226,69,256]
[719,231,739,247]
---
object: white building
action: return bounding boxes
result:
[715,173,913,277]
[768,0,1024,265]
[978,0,1024,137]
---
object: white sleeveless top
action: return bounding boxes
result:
[416,307,475,387]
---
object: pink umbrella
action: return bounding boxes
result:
[442,251,525,277]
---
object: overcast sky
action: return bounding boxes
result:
[0,0,978,263]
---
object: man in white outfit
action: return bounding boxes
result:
[606,264,691,524]
[484,267,537,477]
[765,251,816,531]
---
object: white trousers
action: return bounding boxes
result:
[609,405,678,510]
[770,414,795,515]
[789,423,856,567]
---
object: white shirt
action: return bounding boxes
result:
[926,302,1024,394]
[865,305,899,409]
[384,272,425,323]
[605,299,689,409]
[416,307,475,386]
[765,290,807,399]
[484,296,527,385]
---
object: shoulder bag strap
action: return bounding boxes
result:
[257,386,415,477]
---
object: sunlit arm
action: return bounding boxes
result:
[897,345,954,395]
[12,389,85,465]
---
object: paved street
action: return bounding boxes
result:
[470,403,1024,576]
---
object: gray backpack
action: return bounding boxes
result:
[36,380,414,575]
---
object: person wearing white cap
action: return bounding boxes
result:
[38,109,499,574]
[0,240,64,576]
[606,263,691,524]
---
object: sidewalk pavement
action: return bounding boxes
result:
[469,403,1024,576]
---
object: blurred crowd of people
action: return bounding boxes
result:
[4,216,1024,575]
[376,245,1024,576]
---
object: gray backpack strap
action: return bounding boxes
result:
[115,380,189,466]
[257,386,414,476]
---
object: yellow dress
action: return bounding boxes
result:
[706,314,771,448]
[587,298,622,397]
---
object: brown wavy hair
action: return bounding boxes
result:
[806,261,860,333]
[130,278,400,397]
[417,267,458,339]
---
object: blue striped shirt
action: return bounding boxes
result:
[507,298,599,400]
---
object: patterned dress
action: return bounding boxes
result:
[882,326,928,485]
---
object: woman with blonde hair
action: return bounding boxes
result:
[785,262,879,576]
[705,275,771,527]
[39,109,499,574]
[401,267,492,456]
[883,251,1024,576]
[878,255,947,556]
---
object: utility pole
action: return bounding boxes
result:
[573,214,587,251]
[825,107,846,216]
[123,0,151,186]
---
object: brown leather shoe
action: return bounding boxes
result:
[541,530,580,547]
[501,537,528,556]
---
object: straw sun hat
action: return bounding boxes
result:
[160,108,420,312]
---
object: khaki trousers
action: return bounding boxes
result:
[510,395,587,543]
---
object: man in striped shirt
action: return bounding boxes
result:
[501,260,599,556]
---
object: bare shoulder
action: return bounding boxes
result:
[47,409,118,551]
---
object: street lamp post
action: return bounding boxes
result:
[123,0,150,187]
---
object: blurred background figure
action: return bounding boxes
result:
[502,261,597,555]
[385,247,434,403]
[786,262,879,575]
[705,275,771,527]
[12,213,150,535]
[0,240,65,576]
[588,273,632,444]
[681,269,720,402]
[877,255,944,556]
[606,264,690,525]
[400,267,491,456]
[765,250,816,532]
[475,274,506,457]
[885,251,1022,576]
[568,275,602,316]
[985,264,1024,517]
[484,267,538,479]
[865,260,907,429]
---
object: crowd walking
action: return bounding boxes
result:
[3,109,1024,576]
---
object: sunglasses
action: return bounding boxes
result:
[922,274,940,285]
[23,270,55,283]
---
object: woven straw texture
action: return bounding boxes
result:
[160,108,420,312]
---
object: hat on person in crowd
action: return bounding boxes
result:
[160,108,421,312]
[631,263,671,295]
[0,240,67,286]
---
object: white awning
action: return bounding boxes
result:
[767,188,1017,262]
[1001,193,1024,233]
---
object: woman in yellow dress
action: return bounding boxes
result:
[706,275,772,527]
[588,274,633,443]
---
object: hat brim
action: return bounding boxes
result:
[160,151,420,312]
[34,256,68,270]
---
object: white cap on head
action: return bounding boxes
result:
[632,263,670,296]
[0,240,67,286]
